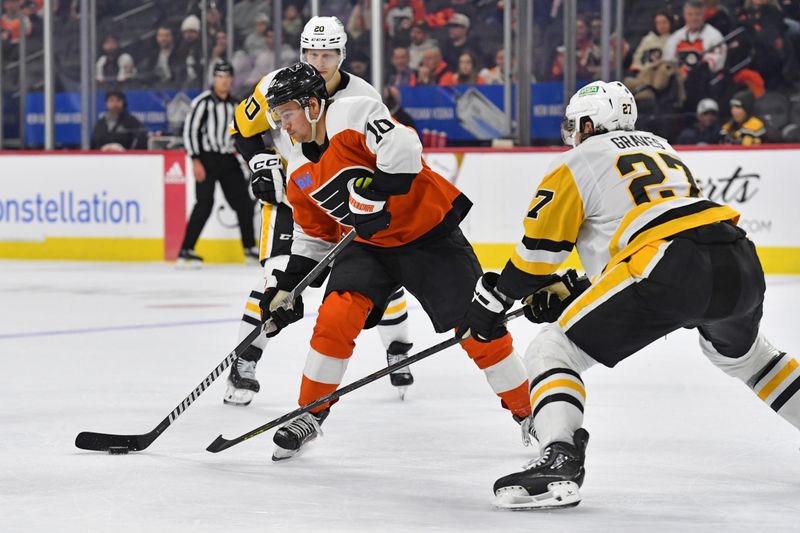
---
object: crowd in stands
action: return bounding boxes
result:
[2,0,800,147]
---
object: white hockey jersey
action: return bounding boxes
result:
[663,23,726,73]
[496,130,740,299]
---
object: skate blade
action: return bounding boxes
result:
[223,385,255,406]
[493,481,581,511]
[175,259,202,270]
[395,386,408,400]
[271,435,318,462]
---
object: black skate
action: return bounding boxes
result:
[224,350,261,406]
[493,428,589,510]
[272,409,329,461]
[387,341,414,400]
[244,247,260,265]
[177,249,203,269]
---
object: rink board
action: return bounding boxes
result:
[0,146,798,272]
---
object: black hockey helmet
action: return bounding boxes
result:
[266,62,328,111]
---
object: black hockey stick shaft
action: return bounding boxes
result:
[75,231,356,452]
[206,307,527,453]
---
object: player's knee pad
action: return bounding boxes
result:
[461,333,514,369]
[700,332,782,382]
[524,324,598,378]
[311,291,372,359]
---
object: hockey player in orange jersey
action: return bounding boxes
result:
[259,62,532,460]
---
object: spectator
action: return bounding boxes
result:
[720,90,767,144]
[96,35,137,84]
[704,0,735,36]
[677,98,721,144]
[143,26,181,86]
[282,4,304,47]
[383,85,416,130]
[242,28,297,89]
[347,0,371,41]
[176,15,203,88]
[385,0,425,43]
[207,31,229,86]
[387,46,417,86]
[232,0,269,38]
[91,90,147,151]
[440,51,486,85]
[575,16,601,79]
[664,0,727,110]
[1,0,32,44]
[416,63,433,85]
[738,0,797,89]
[479,48,507,84]
[347,49,371,80]
[441,13,480,70]
[205,4,224,48]
[408,21,437,70]
[631,10,676,71]
[242,13,269,57]
[420,46,452,84]
[664,0,727,77]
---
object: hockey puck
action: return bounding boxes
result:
[108,446,130,455]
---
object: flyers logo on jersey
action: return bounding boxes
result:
[307,167,374,225]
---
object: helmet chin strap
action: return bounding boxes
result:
[304,98,327,142]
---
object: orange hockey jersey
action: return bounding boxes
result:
[284,96,468,261]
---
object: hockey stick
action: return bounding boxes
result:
[206,307,528,453]
[75,231,357,453]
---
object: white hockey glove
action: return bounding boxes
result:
[249,152,285,205]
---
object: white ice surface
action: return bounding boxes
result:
[1,261,798,532]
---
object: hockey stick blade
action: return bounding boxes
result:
[206,307,527,453]
[75,232,356,453]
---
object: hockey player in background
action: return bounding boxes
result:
[260,62,533,461]
[225,17,415,406]
[461,80,800,510]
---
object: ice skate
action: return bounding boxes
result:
[493,428,589,510]
[272,409,329,461]
[176,249,203,269]
[386,341,414,400]
[224,356,260,406]
[244,247,260,265]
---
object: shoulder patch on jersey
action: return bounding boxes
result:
[293,172,314,190]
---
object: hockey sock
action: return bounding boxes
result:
[299,291,372,412]
[528,368,586,447]
[377,288,411,348]
[461,334,531,418]
[703,334,800,429]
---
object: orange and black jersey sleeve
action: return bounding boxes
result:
[496,163,585,300]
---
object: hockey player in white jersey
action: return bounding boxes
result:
[225,17,414,406]
[461,80,800,510]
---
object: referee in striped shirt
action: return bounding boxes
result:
[180,61,256,265]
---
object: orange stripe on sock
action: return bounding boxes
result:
[498,381,532,418]
[299,375,339,414]
[461,333,514,369]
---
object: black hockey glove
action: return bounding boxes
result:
[249,152,285,204]
[348,177,391,240]
[460,272,513,343]
[260,287,304,337]
[523,269,591,324]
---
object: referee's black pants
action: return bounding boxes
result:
[181,153,255,251]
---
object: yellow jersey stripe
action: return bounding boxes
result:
[509,255,562,276]
[606,205,740,272]
[758,359,799,401]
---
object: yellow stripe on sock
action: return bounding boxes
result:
[758,359,799,401]
[245,302,261,315]
[384,301,407,315]
[530,378,586,407]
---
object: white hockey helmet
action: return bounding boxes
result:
[561,80,637,146]
[300,16,348,69]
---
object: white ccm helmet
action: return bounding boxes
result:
[300,16,348,69]
[561,81,637,146]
